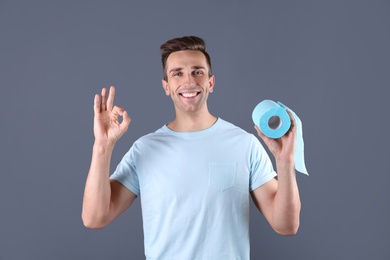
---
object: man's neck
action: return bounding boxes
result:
[167,111,217,132]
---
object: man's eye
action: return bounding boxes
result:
[173,72,182,76]
[194,70,203,75]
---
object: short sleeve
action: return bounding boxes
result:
[110,146,140,196]
[249,135,277,191]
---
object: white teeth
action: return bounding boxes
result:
[182,92,197,97]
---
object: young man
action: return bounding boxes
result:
[82,36,301,259]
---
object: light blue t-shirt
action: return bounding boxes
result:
[110,118,276,259]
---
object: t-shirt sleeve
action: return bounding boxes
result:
[249,135,277,191]
[110,146,140,197]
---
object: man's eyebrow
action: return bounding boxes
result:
[169,67,183,73]
[169,66,206,74]
[192,66,206,70]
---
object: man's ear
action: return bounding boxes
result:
[162,79,170,96]
[209,75,215,93]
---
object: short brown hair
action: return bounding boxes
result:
[160,36,212,81]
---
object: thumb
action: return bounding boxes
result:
[121,110,131,129]
[254,125,275,151]
[254,125,267,141]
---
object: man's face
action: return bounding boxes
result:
[162,50,215,114]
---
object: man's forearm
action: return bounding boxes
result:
[273,159,301,235]
[82,143,115,229]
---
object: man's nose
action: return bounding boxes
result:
[183,73,196,87]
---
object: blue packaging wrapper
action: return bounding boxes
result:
[252,100,308,175]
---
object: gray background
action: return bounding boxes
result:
[0,0,389,259]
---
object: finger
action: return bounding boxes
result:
[101,88,107,111]
[111,105,127,126]
[254,125,270,143]
[254,125,266,138]
[106,86,115,111]
[121,110,131,130]
[111,107,131,133]
[94,94,101,114]
[111,105,124,115]
[256,123,280,145]
[111,105,121,125]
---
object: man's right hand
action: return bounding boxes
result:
[93,86,131,146]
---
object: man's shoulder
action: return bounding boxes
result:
[135,125,167,143]
[217,118,251,136]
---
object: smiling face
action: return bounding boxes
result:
[162,50,215,115]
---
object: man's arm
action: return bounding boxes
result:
[82,86,135,229]
[251,111,301,236]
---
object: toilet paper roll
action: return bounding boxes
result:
[252,100,308,175]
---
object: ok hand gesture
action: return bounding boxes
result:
[93,86,131,147]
